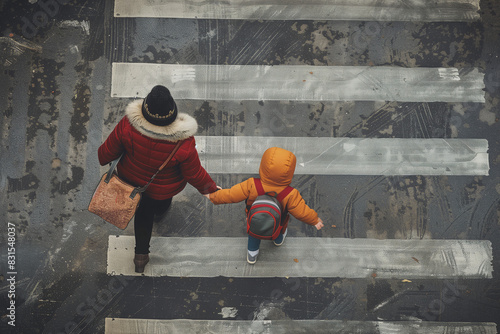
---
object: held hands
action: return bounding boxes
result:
[203,185,222,199]
[314,217,324,230]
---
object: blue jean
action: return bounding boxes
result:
[247,231,285,251]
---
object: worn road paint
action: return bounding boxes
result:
[107,236,493,278]
[111,63,485,103]
[105,318,498,333]
[114,0,480,22]
[194,136,489,176]
[218,307,238,318]
[59,20,91,35]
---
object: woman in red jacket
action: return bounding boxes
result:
[98,85,219,273]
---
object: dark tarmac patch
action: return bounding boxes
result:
[367,280,395,312]
[69,82,91,144]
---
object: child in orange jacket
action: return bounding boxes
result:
[204,147,324,264]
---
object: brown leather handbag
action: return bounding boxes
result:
[88,141,182,229]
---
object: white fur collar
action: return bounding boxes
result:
[125,99,198,141]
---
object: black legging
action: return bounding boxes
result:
[134,195,172,254]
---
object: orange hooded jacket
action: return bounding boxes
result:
[209,147,319,226]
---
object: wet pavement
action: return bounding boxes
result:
[0,0,499,333]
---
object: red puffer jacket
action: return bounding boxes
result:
[98,99,217,200]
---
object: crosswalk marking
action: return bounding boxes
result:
[114,0,480,22]
[195,136,489,176]
[111,63,485,103]
[108,1,495,330]
[107,236,493,278]
[105,318,498,334]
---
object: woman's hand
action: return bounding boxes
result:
[203,186,222,199]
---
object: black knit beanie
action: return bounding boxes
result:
[142,85,178,126]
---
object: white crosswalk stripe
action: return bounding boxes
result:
[107,236,493,279]
[114,0,481,22]
[105,318,498,334]
[196,136,489,175]
[111,63,485,103]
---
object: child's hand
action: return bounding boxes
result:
[314,218,324,230]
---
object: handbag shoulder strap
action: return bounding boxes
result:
[134,140,184,195]
[157,140,183,172]
[104,154,122,183]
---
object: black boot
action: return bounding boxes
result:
[134,254,149,273]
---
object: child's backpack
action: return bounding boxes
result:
[246,178,294,240]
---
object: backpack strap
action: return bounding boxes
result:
[254,178,293,202]
[277,186,294,203]
[277,186,294,225]
[253,178,265,196]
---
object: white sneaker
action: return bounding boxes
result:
[247,250,259,264]
[273,229,288,247]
